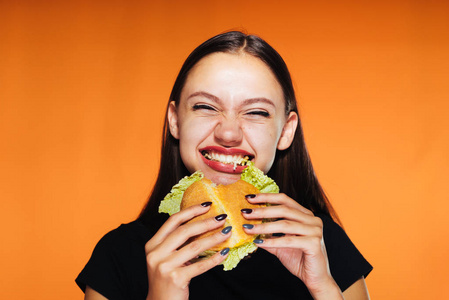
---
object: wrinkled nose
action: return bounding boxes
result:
[214,117,243,147]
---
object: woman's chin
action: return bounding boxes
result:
[197,165,240,184]
[208,173,241,185]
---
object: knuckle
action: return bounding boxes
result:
[169,206,199,223]
[173,224,187,238]
[144,241,154,254]
[157,261,171,277]
[196,258,213,273]
[214,230,229,245]
[203,252,224,270]
[214,230,230,245]
[253,222,263,231]
[212,252,224,264]
[169,269,183,286]
[311,225,323,237]
[205,216,218,228]
[187,240,202,253]
[213,230,225,241]
[310,236,322,246]
[278,205,290,216]
[280,219,291,227]
[314,216,323,227]
[169,211,181,220]
[146,251,158,268]
[156,263,187,289]
[299,205,313,216]
[283,235,295,246]
[167,212,182,225]
[305,209,314,216]
[273,219,287,231]
[279,193,289,201]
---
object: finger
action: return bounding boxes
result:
[243,219,323,237]
[246,193,313,215]
[241,205,322,226]
[181,247,230,280]
[168,225,232,268]
[253,235,324,254]
[146,202,213,252]
[155,214,227,254]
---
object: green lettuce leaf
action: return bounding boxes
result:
[195,242,258,271]
[158,171,204,215]
[240,162,279,194]
[222,242,258,270]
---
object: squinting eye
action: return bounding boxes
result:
[192,104,216,111]
[247,111,270,117]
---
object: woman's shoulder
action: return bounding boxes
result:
[76,220,152,298]
[97,220,152,247]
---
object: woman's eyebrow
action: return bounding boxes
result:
[241,97,275,108]
[187,91,222,104]
[187,91,275,108]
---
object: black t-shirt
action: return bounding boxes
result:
[76,215,372,299]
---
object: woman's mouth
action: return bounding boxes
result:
[199,148,254,173]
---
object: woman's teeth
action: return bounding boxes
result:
[201,151,250,166]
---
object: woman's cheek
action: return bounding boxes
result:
[245,126,278,172]
[181,117,214,138]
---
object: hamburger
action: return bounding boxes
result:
[159,162,279,270]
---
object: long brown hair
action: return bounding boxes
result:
[138,31,339,229]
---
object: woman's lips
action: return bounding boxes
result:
[201,155,248,174]
[199,146,253,174]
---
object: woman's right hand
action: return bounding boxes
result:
[145,202,231,300]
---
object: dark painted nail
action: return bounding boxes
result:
[273,232,285,237]
[215,214,227,221]
[241,208,253,214]
[201,201,212,207]
[220,247,230,256]
[253,239,264,244]
[242,224,254,229]
[245,194,256,199]
[221,226,232,234]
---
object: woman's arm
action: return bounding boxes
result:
[342,277,370,300]
[84,286,108,300]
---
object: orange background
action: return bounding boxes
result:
[1,0,448,299]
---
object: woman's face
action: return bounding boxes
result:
[168,52,297,185]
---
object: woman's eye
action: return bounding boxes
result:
[247,110,270,117]
[192,104,216,111]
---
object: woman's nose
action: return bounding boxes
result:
[214,117,243,146]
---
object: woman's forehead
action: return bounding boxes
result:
[180,52,284,108]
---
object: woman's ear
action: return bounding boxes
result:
[167,101,179,139]
[277,111,298,150]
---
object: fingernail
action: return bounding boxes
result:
[221,226,232,234]
[241,208,252,214]
[253,239,264,244]
[220,247,230,256]
[201,201,212,207]
[273,232,285,237]
[215,214,227,221]
[242,224,254,229]
[245,194,256,199]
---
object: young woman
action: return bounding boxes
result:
[77,31,372,300]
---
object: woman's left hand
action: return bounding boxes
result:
[242,193,343,299]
